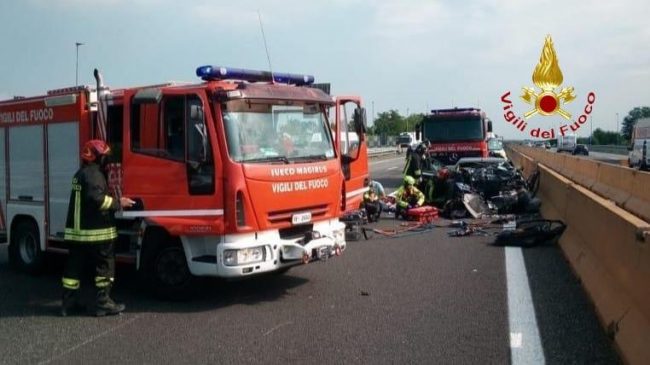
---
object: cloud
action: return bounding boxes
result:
[27,0,162,6]
[188,0,332,29]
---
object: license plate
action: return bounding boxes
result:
[292,212,312,225]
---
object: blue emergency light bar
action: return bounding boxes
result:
[196,65,315,86]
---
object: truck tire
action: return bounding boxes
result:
[8,220,45,274]
[142,242,194,300]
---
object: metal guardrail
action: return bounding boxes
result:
[367,147,398,158]
[587,144,628,155]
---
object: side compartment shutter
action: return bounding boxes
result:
[48,123,79,237]
[9,125,44,202]
[0,128,5,230]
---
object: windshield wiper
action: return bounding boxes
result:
[290,154,329,162]
[244,156,290,164]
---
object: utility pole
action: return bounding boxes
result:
[590,115,593,146]
[616,112,620,145]
[75,42,84,86]
[406,107,410,131]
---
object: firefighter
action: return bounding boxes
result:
[394,175,425,219]
[61,140,135,317]
[403,143,426,180]
[362,180,385,222]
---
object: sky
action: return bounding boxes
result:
[1,0,649,139]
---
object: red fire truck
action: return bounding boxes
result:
[0,66,367,295]
[416,107,493,165]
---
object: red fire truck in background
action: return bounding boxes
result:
[416,107,493,165]
[0,66,367,296]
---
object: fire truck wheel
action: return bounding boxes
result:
[143,244,194,300]
[8,220,45,274]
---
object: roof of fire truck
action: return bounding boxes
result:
[0,66,333,105]
[426,107,486,119]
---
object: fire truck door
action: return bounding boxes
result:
[123,91,221,220]
[335,97,368,212]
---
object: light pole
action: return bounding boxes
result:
[589,115,593,146]
[406,107,410,132]
[75,42,84,86]
[616,113,619,145]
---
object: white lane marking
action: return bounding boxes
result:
[263,321,293,336]
[510,332,523,348]
[387,166,399,171]
[506,247,545,364]
[39,315,142,365]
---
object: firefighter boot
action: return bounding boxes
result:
[94,286,125,317]
[61,289,85,317]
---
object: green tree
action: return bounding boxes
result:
[621,107,650,142]
[372,110,404,136]
[589,128,620,145]
[403,113,424,134]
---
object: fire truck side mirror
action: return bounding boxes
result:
[415,123,421,141]
[353,107,367,136]
[190,104,204,122]
[487,119,493,133]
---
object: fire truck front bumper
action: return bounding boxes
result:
[212,220,346,278]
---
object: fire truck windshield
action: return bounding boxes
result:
[221,99,335,163]
[423,117,484,142]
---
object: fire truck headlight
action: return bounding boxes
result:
[223,246,266,266]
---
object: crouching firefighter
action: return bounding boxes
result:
[394,175,425,219]
[61,140,135,317]
[362,180,385,223]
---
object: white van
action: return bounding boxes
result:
[628,118,650,170]
[557,133,577,153]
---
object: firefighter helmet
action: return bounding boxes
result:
[403,175,416,186]
[81,140,111,163]
[415,142,426,154]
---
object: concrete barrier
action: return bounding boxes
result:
[513,145,650,223]
[510,149,650,365]
[593,163,633,207]
[625,171,650,223]
[571,158,599,189]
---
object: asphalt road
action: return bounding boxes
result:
[0,156,620,364]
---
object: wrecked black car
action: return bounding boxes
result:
[433,157,541,218]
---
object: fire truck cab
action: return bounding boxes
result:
[0,66,367,296]
[416,107,493,165]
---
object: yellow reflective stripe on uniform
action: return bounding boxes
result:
[100,195,113,210]
[74,191,81,230]
[95,276,113,288]
[64,227,118,242]
[62,277,80,290]
[65,227,117,235]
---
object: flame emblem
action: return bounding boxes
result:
[521,35,576,120]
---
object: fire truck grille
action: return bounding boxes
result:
[267,204,329,224]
